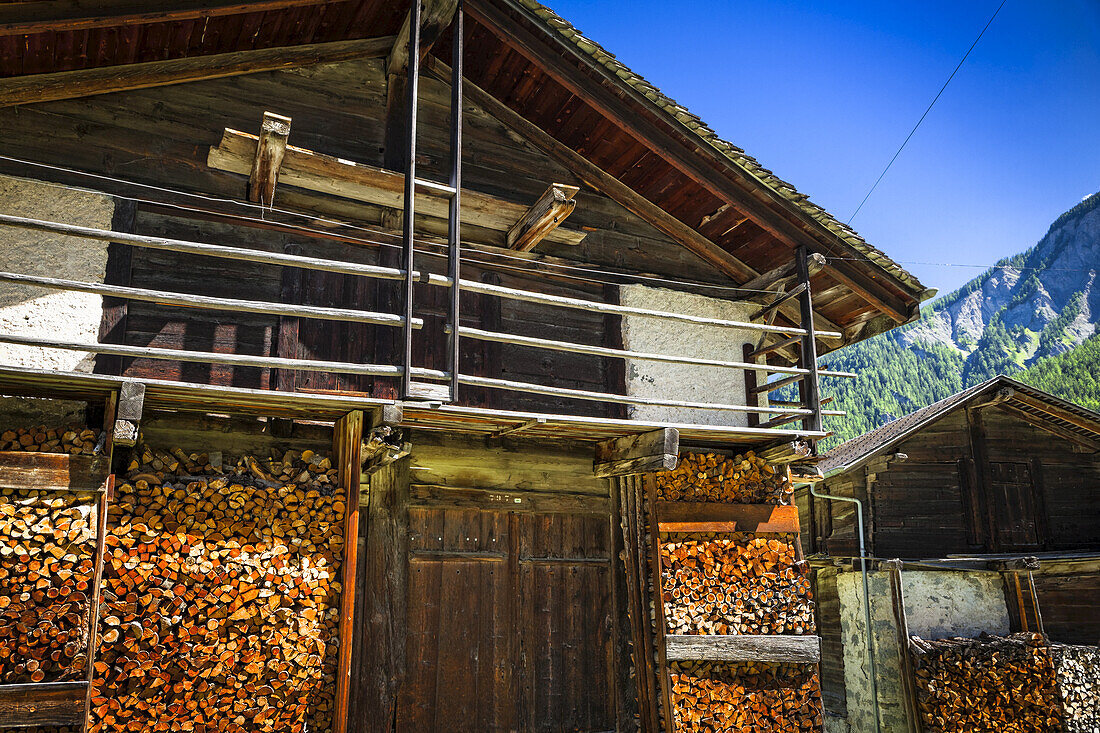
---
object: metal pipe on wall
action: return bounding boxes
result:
[809,484,882,733]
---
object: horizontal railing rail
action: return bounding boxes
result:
[0,211,848,429]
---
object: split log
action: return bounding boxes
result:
[660,534,814,636]
[1051,643,1100,733]
[655,452,792,505]
[910,632,1063,732]
[0,489,98,684]
[669,661,822,732]
[0,426,102,455]
[87,443,346,733]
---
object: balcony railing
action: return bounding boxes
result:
[0,209,850,434]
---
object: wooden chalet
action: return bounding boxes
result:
[0,1,930,731]
[798,376,1100,732]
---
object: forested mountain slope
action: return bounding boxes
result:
[816,191,1100,445]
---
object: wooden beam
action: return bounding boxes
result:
[664,634,821,663]
[655,502,799,534]
[208,128,586,246]
[739,252,825,294]
[506,183,579,251]
[0,37,396,107]
[0,0,340,36]
[332,409,365,733]
[409,483,608,514]
[0,452,110,493]
[112,379,145,448]
[248,112,292,207]
[0,682,88,727]
[593,427,679,478]
[387,0,459,75]
[467,1,917,321]
[822,262,909,324]
[428,59,847,343]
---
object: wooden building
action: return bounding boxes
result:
[0,1,930,731]
[798,376,1100,732]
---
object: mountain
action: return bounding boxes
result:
[814,190,1100,446]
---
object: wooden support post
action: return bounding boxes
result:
[795,246,823,433]
[607,476,638,730]
[333,410,364,733]
[887,560,922,733]
[352,413,409,731]
[111,380,145,448]
[743,343,761,428]
[593,428,678,478]
[615,474,661,732]
[248,112,291,206]
[506,183,580,251]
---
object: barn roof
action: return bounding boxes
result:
[819,375,1100,476]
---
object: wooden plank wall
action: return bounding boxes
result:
[817,405,1100,558]
[982,410,1100,551]
[1031,572,1100,645]
[350,431,621,733]
[0,59,708,415]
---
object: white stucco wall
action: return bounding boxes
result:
[619,284,766,426]
[0,174,114,422]
[0,174,114,372]
[836,569,1010,733]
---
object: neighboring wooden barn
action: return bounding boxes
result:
[798,376,1100,732]
[0,1,929,731]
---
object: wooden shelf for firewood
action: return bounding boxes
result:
[655,501,799,534]
[0,452,110,493]
[0,681,89,727]
[665,634,821,664]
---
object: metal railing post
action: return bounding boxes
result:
[796,246,823,433]
[400,0,422,401]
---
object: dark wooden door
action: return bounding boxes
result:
[989,461,1040,549]
[398,507,615,733]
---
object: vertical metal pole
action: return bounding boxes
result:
[447,1,463,402]
[401,0,422,400]
[795,246,823,433]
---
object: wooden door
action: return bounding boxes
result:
[398,507,615,733]
[989,462,1040,549]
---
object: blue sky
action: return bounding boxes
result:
[549,0,1100,296]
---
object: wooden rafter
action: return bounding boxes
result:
[468,0,917,324]
[0,0,341,35]
[0,37,396,108]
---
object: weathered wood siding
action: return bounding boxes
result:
[1031,572,1100,645]
[817,405,1100,558]
[813,567,846,717]
[0,59,745,413]
[350,432,622,732]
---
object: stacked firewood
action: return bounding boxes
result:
[0,488,97,684]
[910,632,1063,732]
[669,661,822,732]
[1052,643,1100,733]
[0,426,102,454]
[87,443,346,733]
[655,452,792,505]
[660,534,814,635]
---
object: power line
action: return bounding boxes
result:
[847,0,1008,224]
[825,256,1097,275]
